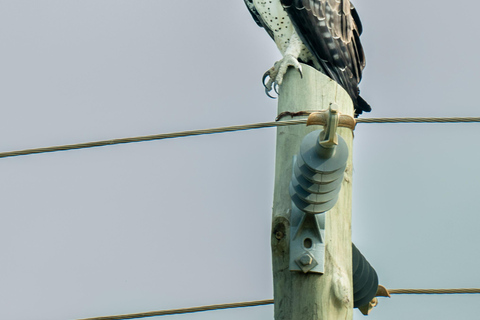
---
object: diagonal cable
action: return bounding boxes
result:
[77,288,480,320]
[77,299,274,320]
[0,120,304,159]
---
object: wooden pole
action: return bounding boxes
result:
[272,63,354,320]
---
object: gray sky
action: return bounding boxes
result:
[1,1,479,320]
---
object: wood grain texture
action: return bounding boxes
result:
[272,63,354,320]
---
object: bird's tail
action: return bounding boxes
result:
[355,95,371,117]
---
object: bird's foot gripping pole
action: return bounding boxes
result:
[289,104,354,274]
[263,55,303,98]
[263,31,305,98]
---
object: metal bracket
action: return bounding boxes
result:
[319,104,340,148]
[289,204,326,274]
[306,103,356,131]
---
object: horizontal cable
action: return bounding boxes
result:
[1,116,480,159]
[388,288,480,295]
[78,288,480,320]
[357,116,480,124]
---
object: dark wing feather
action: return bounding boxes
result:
[281,0,370,115]
[351,5,363,35]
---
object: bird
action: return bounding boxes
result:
[244,0,371,116]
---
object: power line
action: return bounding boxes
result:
[357,116,480,124]
[388,288,480,295]
[77,299,274,320]
[1,116,479,159]
[77,288,480,320]
[0,119,303,159]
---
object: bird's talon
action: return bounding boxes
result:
[262,72,270,88]
[266,87,277,99]
[274,83,280,95]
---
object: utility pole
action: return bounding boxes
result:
[271,63,355,320]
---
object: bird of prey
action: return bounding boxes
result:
[244,0,371,116]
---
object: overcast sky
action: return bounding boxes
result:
[1,1,479,320]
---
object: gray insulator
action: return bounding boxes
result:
[290,129,349,214]
[295,149,347,184]
[290,191,340,214]
[290,176,342,204]
[292,164,343,194]
[352,244,379,308]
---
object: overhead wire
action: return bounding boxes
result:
[388,288,480,294]
[0,116,479,159]
[77,300,274,320]
[357,116,480,124]
[6,115,477,320]
[0,119,303,159]
[77,288,480,320]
